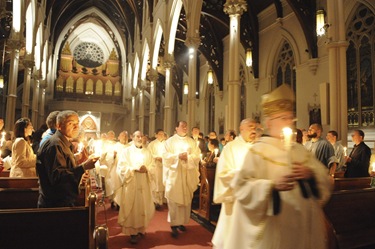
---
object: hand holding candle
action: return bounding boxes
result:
[214,148,219,157]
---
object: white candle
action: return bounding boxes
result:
[0,131,5,146]
[344,147,347,156]
[77,142,84,153]
[94,140,103,157]
[372,162,375,172]
[200,153,203,161]
[282,127,293,149]
[214,148,219,157]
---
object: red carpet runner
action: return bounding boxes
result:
[96,199,214,249]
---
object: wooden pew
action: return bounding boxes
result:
[198,164,220,222]
[0,176,39,188]
[0,169,10,177]
[0,193,108,249]
[333,177,372,191]
[324,188,375,249]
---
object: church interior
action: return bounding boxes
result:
[1,0,375,248]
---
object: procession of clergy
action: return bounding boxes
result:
[86,83,335,248]
[1,84,343,248]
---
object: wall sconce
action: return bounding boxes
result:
[183,82,188,95]
[316,9,328,36]
[246,48,253,67]
[207,69,213,84]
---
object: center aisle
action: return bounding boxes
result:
[96,200,214,249]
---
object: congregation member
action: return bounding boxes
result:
[40,111,60,147]
[208,131,223,152]
[326,130,346,173]
[10,118,37,177]
[223,129,236,145]
[115,130,155,244]
[225,84,332,249]
[344,129,371,177]
[37,110,98,208]
[163,121,200,238]
[147,128,166,209]
[212,118,258,249]
[191,126,207,153]
[305,123,337,176]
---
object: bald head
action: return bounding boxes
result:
[239,118,258,142]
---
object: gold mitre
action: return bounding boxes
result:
[261,84,295,116]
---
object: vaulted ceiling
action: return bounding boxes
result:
[0,0,317,103]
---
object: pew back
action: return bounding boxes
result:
[0,176,39,188]
[0,193,101,249]
[324,188,375,249]
[333,177,372,191]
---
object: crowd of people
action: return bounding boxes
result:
[0,84,374,248]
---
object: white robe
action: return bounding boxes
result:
[163,134,200,225]
[212,135,253,249]
[147,139,166,205]
[225,137,332,249]
[116,144,155,235]
[100,140,120,197]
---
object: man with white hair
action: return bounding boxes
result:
[212,118,258,248]
[116,130,154,244]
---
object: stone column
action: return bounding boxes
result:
[326,0,348,145]
[21,59,34,117]
[163,56,175,135]
[31,72,40,126]
[224,0,247,131]
[185,36,200,129]
[130,87,138,133]
[5,39,21,130]
[138,85,145,132]
[148,69,158,136]
[39,85,46,127]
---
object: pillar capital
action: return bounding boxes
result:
[7,38,22,50]
[224,0,247,16]
[185,36,201,49]
[148,69,159,82]
[163,54,175,69]
[23,59,35,69]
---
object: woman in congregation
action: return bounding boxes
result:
[10,118,37,177]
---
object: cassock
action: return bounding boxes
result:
[163,134,200,226]
[147,139,166,205]
[212,135,253,249]
[226,137,332,249]
[115,144,155,235]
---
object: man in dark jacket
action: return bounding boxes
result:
[344,129,371,178]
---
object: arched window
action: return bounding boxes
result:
[66,76,74,93]
[347,4,375,127]
[114,81,121,96]
[275,40,296,92]
[105,80,113,96]
[96,80,103,95]
[86,79,94,95]
[76,77,84,93]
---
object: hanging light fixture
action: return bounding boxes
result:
[183,82,188,94]
[207,69,213,84]
[246,48,253,67]
[316,9,325,36]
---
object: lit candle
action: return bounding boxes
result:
[344,147,347,157]
[372,162,375,172]
[282,127,293,168]
[0,131,5,146]
[77,142,84,153]
[214,148,219,157]
[200,153,203,162]
[94,140,103,157]
[282,127,293,149]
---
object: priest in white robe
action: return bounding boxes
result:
[116,130,155,244]
[212,118,258,249]
[147,128,166,209]
[225,84,332,249]
[163,121,200,238]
